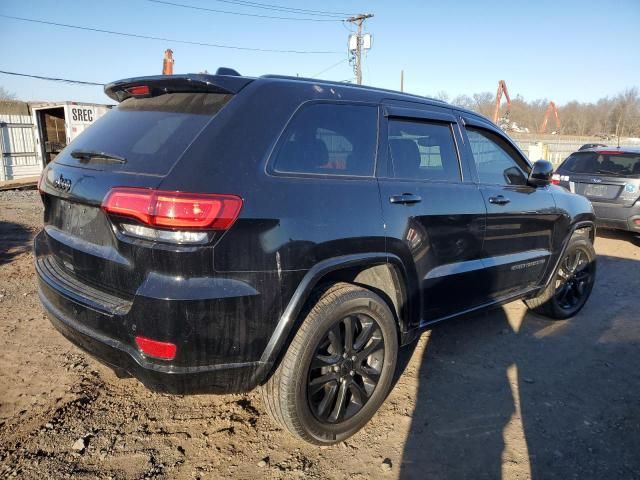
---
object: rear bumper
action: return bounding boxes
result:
[592,202,640,232]
[33,231,297,394]
[39,283,262,393]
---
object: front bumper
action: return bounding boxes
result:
[592,201,640,232]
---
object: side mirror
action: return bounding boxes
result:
[528,160,554,187]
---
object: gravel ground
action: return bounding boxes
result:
[0,189,639,479]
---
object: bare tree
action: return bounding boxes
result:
[434,90,450,102]
[0,86,16,100]
[432,87,640,137]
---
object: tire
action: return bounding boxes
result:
[524,233,596,319]
[261,282,398,445]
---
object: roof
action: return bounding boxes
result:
[104,70,483,116]
[579,146,640,154]
[260,74,446,104]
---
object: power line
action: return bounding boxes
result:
[0,14,341,54]
[0,70,104,86]
[147,0,344,22]
[200,0,354,17]
[311,59,347,78]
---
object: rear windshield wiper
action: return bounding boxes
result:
[71,149,127,164]
[595,168,631,177]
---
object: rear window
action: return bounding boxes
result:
[561,151,640,177]
[55,93,231,175]
[272,103,377,177]
[387,119,460,181]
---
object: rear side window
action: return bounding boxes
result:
[55,93,231,175]
[466,127,528,186]
[561,151,640,177]
[387,119,460,181]
[272,103,377,176]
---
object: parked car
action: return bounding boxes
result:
[578,143,607,151]
[553,146,640,232]
[35,70,597,445]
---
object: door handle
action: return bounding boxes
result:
[390,193,422,205]
[488,195,511,205]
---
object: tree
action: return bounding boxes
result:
[429,87,640,137]
[434,90,450,102]
[0,86,16,100]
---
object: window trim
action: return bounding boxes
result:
[266,99,380,180]
[464,125,532,187]
[381,117,464,184]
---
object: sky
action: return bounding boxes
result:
[1,0,638,106]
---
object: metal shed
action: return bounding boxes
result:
[0,100,113,181]
[0,100,39,181]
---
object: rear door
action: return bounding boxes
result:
[460,116,559,298]
[377,104,487,323]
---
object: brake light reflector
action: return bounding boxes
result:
[102,188,243,230]
[135,336,176,360]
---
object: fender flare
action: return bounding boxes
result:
[540,220,596,290]
[252,252,410,384]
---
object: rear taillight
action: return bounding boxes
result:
[551,173,561,185]
[102,187,243,244]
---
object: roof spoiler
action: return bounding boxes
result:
[104,73,253,102]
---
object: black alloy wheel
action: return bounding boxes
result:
[307,314,384,424]
[554,245,595,312]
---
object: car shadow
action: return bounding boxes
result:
[397,253,640,479]
[0,220,34,266]
[596,228,640,247]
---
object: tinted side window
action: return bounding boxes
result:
[466,127,528,185]
[387,119,460,181]
[273,103,377,176]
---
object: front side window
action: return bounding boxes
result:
[272,103,377,176]
[387,119,460,181]
[466,127,528,186]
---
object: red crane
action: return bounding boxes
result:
[493,80,511,124]
[540,101,561,134]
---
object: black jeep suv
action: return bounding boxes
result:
[35,70,597,445]
[553,146,640,232]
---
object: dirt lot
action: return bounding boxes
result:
[0,190,638,480]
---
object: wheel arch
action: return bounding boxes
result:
[254,253,414,385]
[541,220,596,290]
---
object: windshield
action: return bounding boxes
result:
[561,151,640,177]
[54,92,232,175]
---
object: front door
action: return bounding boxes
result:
[461,118,559,299]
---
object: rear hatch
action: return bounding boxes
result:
[38,75,246,298]
[556,150,640,206]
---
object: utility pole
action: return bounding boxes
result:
[400,70,404,92]
[347,14,373,85]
